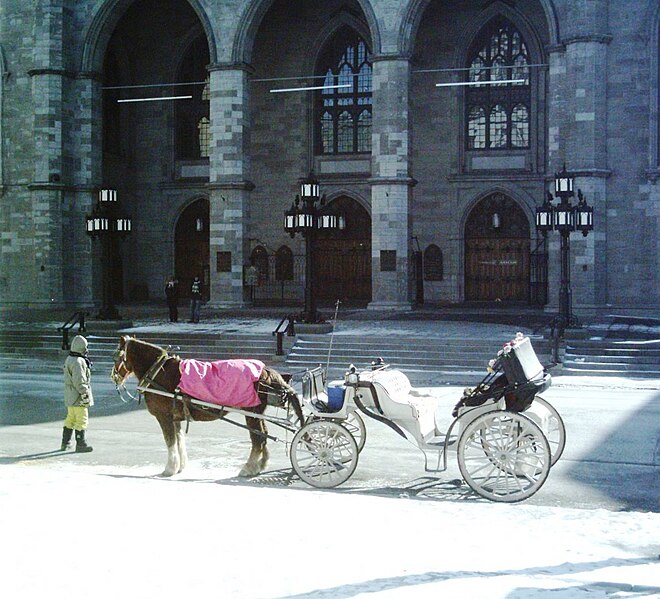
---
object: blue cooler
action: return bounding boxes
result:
[327,382,346,411]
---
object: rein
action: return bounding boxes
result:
[113,339,173,404]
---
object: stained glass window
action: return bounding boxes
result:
[466,18,530,150]
[316,28,372,154]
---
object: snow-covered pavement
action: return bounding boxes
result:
[1,463,658,599]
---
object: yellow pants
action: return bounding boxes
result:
[63,406,89,431]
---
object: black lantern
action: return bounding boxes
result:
[535,192,554,234]
[575,189,594,237]
[86,189,131,320]
[535,165,594,337]
[283,172,344,323]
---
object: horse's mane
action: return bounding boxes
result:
[125,337,180,377]
[127,337,167,354]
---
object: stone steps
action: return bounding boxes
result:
[561,321,660,377]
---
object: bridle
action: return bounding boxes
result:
[111,338,172,403]
[111,340,139,402]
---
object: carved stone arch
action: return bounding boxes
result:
[306,11,373,75]
[455,2,547,70]
[324,188,371,216]
[400,0,559,57]
[232,0,381,65]
[80,0,217,73]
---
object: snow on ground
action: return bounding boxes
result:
[121,317,528,339]
[1,463,658,599]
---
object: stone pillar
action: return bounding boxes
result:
[546,2,610,313]
[368,56,414,310]
[207,64,252,308]
[26,0,65,307]
[65,74,101,307]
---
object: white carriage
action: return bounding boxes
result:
[290,334,566,503]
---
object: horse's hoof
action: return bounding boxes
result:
[159,470,176,477]
[238,465,260,478]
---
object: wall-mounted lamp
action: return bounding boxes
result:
[492,212,501,229]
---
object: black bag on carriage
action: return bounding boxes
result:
[452,336,551,417]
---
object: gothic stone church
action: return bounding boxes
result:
[0,0,658,315]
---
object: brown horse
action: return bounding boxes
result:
[111,335,303,478]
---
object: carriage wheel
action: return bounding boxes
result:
[343,411,367,453]
[531,396,566,466]
[457,411,551,503]
[290,420,359,488]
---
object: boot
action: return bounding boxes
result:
[61,427,73,451]
[75,429,93,453]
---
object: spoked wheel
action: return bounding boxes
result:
[530,396,566,466]
[290,420,359,488]
[457,410,551,503]
[343,411,367,453]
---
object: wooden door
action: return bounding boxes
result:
[464,193,530,302]
[465,238,530,301]
[314,196,371,305]
[175,198,210,300]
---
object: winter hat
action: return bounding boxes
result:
[70,335,88,354]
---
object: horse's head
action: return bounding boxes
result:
[111,335,134,386]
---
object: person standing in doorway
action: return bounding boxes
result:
[190,275,203,323]
[61,335,94,453]
[165,275,179,322]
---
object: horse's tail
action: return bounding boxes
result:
[285,386,304,428]
[260,367,305,426]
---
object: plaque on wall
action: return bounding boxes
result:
[216,251,232,272]
[380,250,397,272]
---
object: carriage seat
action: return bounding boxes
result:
[358,369,437,440]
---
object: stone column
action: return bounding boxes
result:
[65,74,102,308]
[368,56,414,310]
[546,2,610,312]
[26,0,65,308]
[207,64,253,308]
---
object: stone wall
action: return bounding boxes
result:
[0,0,658,314]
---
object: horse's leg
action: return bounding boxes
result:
[174,420,187,474]
[239,414,267,477]
[155,412,180,477]
[258,419,270,471]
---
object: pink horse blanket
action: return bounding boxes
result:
[178,358,265,408]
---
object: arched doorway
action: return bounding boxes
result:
[464,193,530,302]
[315,196,371,305]
[175,198,210,300]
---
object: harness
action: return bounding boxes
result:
[113,338,300,436]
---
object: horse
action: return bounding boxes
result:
[111,335,303,478]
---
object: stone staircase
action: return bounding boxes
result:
[284,334,554,386]
[0,326,287,374]
[2,313,658,384]
[562,316,660,378]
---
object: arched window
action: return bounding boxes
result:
[250,246,269,284]
[176,35,210,159]
[197,116,210,158]
[424,245,444,281]
[466,17,531,150]
[275,246,294,281]
[316,27,372,155]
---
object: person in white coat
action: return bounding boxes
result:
[62,335,94,452]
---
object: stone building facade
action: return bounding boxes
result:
[0,0,658,315]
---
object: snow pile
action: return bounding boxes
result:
[1,464,657,598]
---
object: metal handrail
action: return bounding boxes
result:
[272,314,296,356]
[57,311,88,350]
